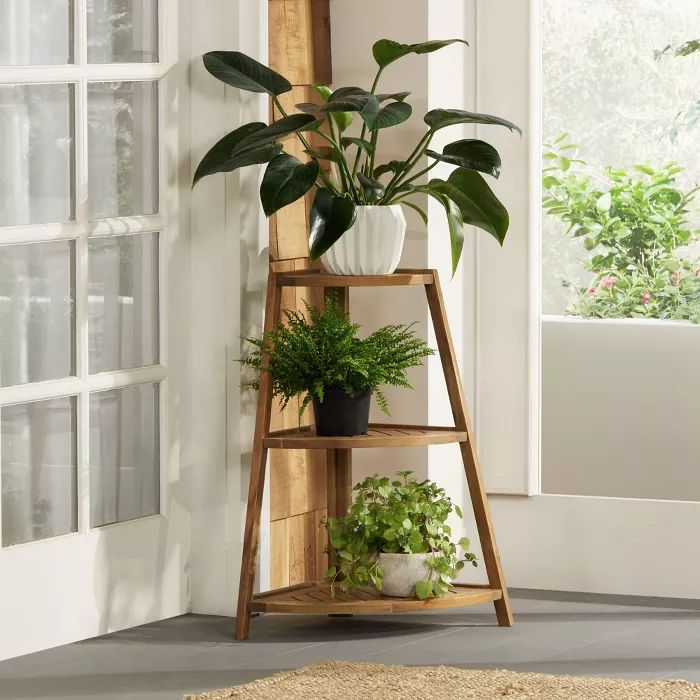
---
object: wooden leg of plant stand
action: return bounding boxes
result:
[235,272,282,641]
[327,448,352,519]
[326,448,352,617]
[424,272,514,627]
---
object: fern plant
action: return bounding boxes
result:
[239,295,434,418]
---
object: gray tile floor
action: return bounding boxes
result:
[2,589,700,700]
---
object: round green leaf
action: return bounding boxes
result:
[426,139,502,178]
[414,579,433,600]
[260,154,319,217]
[203,51,291,96]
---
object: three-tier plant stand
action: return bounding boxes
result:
[235,268,513,640]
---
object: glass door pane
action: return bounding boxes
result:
[0,83,75,226]
[88,232,159,373]
[89,383,159,528]
[87,0,158,63]
[0,0,73,65]
[0,241,75,387]
[87,81,158,219]
[1,396,77,547]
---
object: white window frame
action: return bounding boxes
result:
[0,0,173,546]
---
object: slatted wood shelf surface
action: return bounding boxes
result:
[277,269,435,287]
[263,424,468,449]
[249,582,502,614]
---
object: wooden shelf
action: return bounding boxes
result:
[249,582,502,615]
[263,424,468,449]
[277,268,434,287]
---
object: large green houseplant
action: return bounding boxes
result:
[324,471,477,599]
[193,39,520,275]
[239,295,433,436]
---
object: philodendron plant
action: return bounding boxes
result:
[193,39,521,274]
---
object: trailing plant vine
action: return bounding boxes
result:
[324,471,477,600]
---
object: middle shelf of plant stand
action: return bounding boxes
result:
[264,424,468,449]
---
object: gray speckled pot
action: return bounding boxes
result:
[377,552,444,598]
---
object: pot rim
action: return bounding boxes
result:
[377,551,435,559]
[353,204,403,210]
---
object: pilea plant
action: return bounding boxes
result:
[193,40,520,274]
[542,137,700,322]
[238,295,433,419]
[324,471,477,600]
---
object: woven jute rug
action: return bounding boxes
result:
[184,660,700,699]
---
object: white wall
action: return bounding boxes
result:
[188,0,268,616]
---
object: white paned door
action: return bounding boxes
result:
[0,0,190,660]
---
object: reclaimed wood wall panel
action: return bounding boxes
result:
[268,0,332,588]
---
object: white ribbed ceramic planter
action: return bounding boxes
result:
[321,205,406,275]
[378,552,445,598]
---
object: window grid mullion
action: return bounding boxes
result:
[74,0,89,535]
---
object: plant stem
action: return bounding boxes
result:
[382,131,434,202]
[351,67,384,178]
[399,160,438,187]
[318,132,360,200]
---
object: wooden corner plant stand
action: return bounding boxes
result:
[234,267,514,640]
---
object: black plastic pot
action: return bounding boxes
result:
[312,388,372,437]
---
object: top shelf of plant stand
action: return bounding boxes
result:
[276,269,435,287]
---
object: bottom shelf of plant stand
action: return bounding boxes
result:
[248,582,503,615]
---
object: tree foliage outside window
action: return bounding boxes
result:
[542,0,700,317]
[543,139,700,322]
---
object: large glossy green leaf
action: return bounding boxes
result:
[376,91,411,102]
[411,185,465,274]
[374,160,406,177]
[192,122,276,187]
[363,101,412,131]
[357,172,385,203]
[260,153,319,217]
[424,108,521,134]
[322,86,374,112]
[237,114,319,149]
[400,200,428,225]
[308,189,357,260]
[426,139,502,178]
[314,84,354,131]
[203,51,291,95]
[372,39,469,69]
[428,168,509,245]
[440,194,465,275]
